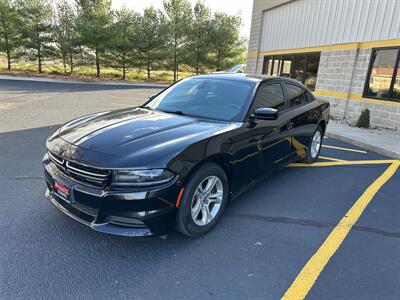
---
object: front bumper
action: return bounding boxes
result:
[43,154,181,236]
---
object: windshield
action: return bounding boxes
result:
[146,78,255,122]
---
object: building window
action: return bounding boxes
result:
[305,54,320,91]
[262,52,320,91]
[364,47,400,101]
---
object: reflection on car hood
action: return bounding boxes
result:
[47,107,238,168]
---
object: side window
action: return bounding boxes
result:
[284,84,308,108]
[251,83,286,113]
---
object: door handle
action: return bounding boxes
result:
[286,121,294,130]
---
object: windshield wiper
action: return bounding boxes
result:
[153,108,205,119]
[141,105,154,111]
[158,109,187,116]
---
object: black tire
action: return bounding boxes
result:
[302,125,323,163]
[176,163,229,237]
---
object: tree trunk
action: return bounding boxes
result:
[6,49,11,71]
[173,39,177,82]
[36,27,42,74]
[95,48,100,78]
[38,48,42,74]
[196,51,200,75]
[122,52,126,80]
[63,56,67,74]
[195,34,200,75]
[69,51,73,74]
[147,53,150,79]
[216,50,222,71]
[2,21,11,71]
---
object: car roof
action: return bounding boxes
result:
[190,73,304,86]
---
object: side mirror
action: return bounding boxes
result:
[148,94,157,100]
[252,108,279,120]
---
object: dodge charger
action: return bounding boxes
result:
[43,74,330,237]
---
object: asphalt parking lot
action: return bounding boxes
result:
[1,78,399,300]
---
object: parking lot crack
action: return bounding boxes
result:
[226,212,400,239]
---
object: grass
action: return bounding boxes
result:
[0,58,196,83]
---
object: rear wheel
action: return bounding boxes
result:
[176,163,228,237]
[303,125,323,163]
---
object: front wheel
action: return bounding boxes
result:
[303,125,323,163]
[176,163,228,237]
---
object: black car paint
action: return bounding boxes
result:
[43,74,330,236]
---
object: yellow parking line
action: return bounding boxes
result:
[282,161,400,300]
[0,102,20,110]
[288,160,395,167]
[318,156,346,162]
[322,145,367,153]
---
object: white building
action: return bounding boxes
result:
[247,0,400,129]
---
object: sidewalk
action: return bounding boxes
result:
[326,121,400,159]
[0,74,169,88]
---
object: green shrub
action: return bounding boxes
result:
[356,109,370,128]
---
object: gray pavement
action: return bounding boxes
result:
[1,78,399,300]
[0,78,162,133]
[326,121,400,159]
[0,74,169,88]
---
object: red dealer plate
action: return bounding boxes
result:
[54,181,70,200]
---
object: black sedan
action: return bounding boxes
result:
[43,74,330,237]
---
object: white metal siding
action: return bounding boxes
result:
[259,0,400,52]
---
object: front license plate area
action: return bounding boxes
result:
[54,181,73,203]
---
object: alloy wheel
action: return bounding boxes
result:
[310,130,322,158]
[191,175,224,226]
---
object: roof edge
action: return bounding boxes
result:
[252,0,295,14]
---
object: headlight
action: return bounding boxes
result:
[112,169,176,187]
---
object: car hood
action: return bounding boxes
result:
[47,107,238,168]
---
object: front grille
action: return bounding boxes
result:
[48,151,111,188]
[48,152,64,165]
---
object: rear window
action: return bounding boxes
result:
[284,84,309,107]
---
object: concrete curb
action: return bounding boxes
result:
[0,74,169,88]
[325,131,400,159]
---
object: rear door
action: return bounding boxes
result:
[282,83,319,159]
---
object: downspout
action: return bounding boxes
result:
[343,43,360,120]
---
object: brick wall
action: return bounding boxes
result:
[316,49,370,95]
[316,48,400,130]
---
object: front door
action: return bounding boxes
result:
[252,82,292,171]
[229,81,291,194]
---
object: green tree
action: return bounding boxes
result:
[75,0,113,78]
[186,1,211,74]
[163,0,191,81]
[135,7,167,80]
[16,0,53,73]
[0,0,21,71]
[53,0,77,74]
[110,7,138,80]
[209,12,244,71]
